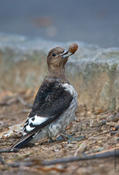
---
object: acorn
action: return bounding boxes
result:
[68,43,78,54]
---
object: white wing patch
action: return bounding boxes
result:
[26,125,35,132]
[62,83,76,96]
[29,115,48,125]
[24,115,48,133]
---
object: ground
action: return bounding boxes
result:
[0,90,119,175]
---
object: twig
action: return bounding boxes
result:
[0,148,19,153]
[8,161,33,167]
[17,96,32,108]
[1,148,119,169]
[0,96,17,106]
[41,149,119,166]
[0,95,32,108]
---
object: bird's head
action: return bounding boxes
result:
[47,43,78,78]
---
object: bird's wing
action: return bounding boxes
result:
[24,80,73,133]
[10,80,73,149]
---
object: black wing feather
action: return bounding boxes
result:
[29,80,73,118]
[10,80,73,149]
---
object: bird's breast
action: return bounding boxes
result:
[48,83,78,137]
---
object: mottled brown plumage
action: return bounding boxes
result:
[47,47,68,80]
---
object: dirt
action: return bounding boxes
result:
[0,90,119,175]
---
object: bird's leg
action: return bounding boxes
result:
[48,137,55,143]
[56,132,70,142]
[56,133,85,143]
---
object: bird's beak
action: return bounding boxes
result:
[61,50,73,59]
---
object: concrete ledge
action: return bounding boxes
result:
[0,33,119,111]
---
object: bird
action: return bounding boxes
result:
[10,43,78,150]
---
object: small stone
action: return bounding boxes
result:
[116,137,119,141]
[115,125,119,130]
[110,130,118,136]
[98,119,107,126]
[107,113,119,122]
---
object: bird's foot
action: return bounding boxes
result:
[56,134,85,143]
[48,134,69,143]
[56,133,73,142]
[48,137,55,143]
[48,134,85,143]
[56,135,67,142]
[67,135,85,143]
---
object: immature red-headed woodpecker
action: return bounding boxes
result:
[11,43,78,149]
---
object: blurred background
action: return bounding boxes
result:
[0,0,119,47]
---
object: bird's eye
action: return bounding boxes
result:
[52,53,56,57]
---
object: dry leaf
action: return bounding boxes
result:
[74,142,87,156]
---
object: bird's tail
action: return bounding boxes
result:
[10,133,35,150]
